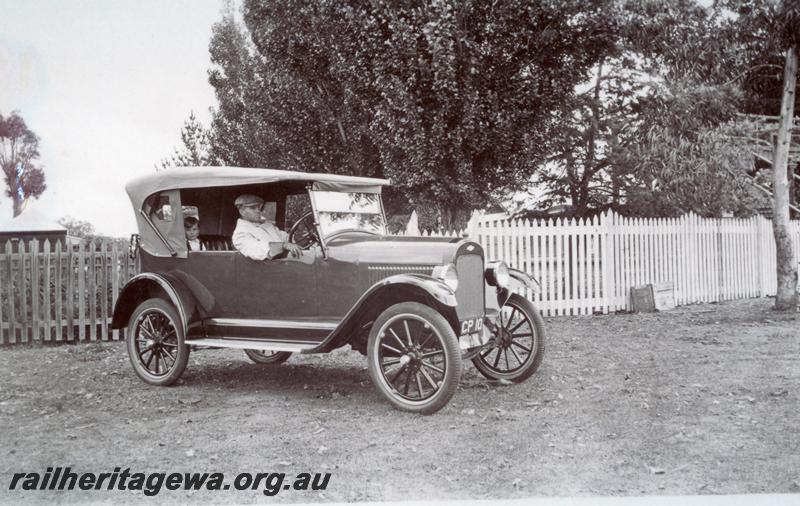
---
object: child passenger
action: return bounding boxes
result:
[184,216,204,251]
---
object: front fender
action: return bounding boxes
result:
[310,274,458,353]
[380,273,458,307]
[508,268,540,293]
[495,268,540,308]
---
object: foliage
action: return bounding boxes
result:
[0,111,47,217]
[58,216,128,247]
[620,119,764,217]
[535,0,787,218]
[208,0,618,229]
[612,80,769,217]
[159,111,217,170]
[58,216,96,238]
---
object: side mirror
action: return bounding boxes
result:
[129,234,140,260]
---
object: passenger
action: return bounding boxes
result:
[184,216,205,251]
[232,194,302,260]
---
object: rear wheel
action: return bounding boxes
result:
[367,302,462,414]
[127,298,189,386]
[244,349,292,365]
[472,294,545,383]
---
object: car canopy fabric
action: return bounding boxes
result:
[125,166,389,212]
[125,167,390,257]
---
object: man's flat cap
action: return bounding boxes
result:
[234,194,265,207]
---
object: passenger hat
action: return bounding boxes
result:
[234,194,264,207]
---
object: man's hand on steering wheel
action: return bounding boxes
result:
[282,241,303,258]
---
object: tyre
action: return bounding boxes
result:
[367,302,462,414]
[244,349,292,365]
[126,298,189,386]
[472,293,545,383]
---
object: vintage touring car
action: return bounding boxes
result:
[112,167,545,414]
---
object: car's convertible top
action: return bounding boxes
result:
[125,166,390,212]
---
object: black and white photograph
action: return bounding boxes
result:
[1,0,799,504]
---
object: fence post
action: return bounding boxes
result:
[6,241,16,344]
[66,243,75,341]
[100,240,109,340]
[88,240,97,341]
[111,241,120,340]
[30,239,40,341]
[600,210,614,314]
[18,240,29,343]
[466,210,483,241]
[757,216,767,297]
[77,241,86,341]
[55,241,63,341]
[0,244,4,343]
[43,239,52,341]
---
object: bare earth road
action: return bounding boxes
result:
[0,298,798,504]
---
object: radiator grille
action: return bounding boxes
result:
[368,265,435,285]
[455,254,484,320]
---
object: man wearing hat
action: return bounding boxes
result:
[232,194,302,260]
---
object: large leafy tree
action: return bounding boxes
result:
[208,0,617,229]
[0,111,47,217]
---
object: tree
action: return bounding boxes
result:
[771,0,799,310]
[208,0,618,229]
[159,111,217,170]
[530,0,768,218]
[0,111,47,217]
[58,216,96,238]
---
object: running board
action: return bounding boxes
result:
[186,338,318,353]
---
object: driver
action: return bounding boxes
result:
[232,194,302,260]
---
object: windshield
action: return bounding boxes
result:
[310,191,386,237]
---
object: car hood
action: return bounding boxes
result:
[325,234,477,265]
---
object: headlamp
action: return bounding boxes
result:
[485,261,511,288]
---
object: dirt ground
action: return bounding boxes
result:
[0,298,798,504]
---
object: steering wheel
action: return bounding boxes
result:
[288,211,319,248]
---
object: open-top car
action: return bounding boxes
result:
[112,167,545,414]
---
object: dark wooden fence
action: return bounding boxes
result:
[0,239,137,345]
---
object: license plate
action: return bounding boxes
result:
[459,317,483,335]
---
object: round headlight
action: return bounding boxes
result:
[434,263,459,292]
[494,262,511,288]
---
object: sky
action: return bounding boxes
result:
[0,0,223,236]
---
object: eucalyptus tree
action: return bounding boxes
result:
[0,111,46,217]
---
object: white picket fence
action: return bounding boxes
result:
[412,211,800,316]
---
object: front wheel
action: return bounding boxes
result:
[244,349,291,365]
[367,302,462,414]
[127,298,189,386]
[472,293,545,383]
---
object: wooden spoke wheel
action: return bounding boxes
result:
[244,349,292,365]
[472,293,545,383]
[367,302,462,414]
[127,298,189,386]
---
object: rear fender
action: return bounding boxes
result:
[111,271,214,334]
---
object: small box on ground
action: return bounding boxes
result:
[630,285,655,312]
[652,281,676,311]
[630,282,676,312]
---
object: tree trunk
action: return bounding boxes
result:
[772,45,798,311]
[9,169,22,217]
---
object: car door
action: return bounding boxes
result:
[232,247,319,319]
